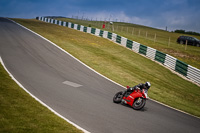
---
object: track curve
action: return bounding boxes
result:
[0,17,200,133]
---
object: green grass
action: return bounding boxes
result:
[11,18,200,118]
[56,18,200,69]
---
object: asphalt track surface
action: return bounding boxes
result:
[0,17,200,133]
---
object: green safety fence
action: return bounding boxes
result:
[83,26,87,32]
[107,32,112,39]
[99,30,104,37]
[65,22,68,27]
[175,60,188,76]
[71,23,74,28]
[155,50,166,64]
[77,25,81,30]
[139,44,147,55]
[126,39,133,49]
[116,35,121,44]
[91,28,96,34]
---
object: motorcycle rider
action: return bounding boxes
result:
[123,82,151,98]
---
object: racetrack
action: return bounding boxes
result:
[0,17,200,133]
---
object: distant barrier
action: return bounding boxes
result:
[36,16,200,85]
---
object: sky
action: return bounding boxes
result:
[0,0,200,32]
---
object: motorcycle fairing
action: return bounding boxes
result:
[123,90,145,106]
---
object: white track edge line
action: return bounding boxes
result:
[7,18,200,121]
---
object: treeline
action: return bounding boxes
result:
[174,29,200,36]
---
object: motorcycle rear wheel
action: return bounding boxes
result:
[132,97,146,110]
[113,91,123,103]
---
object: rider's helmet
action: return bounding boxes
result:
[145,82,151,89]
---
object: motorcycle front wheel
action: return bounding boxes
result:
[132,97,146,110]
[113,91,123,103]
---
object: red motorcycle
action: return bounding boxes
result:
[113,86,147,110]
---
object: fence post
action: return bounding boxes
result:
[132,28,134,35]
[168,37,170,47]
[146,31,148,39]
[154,33,157,43]
[185,40,188,50]
[138,29,140,36]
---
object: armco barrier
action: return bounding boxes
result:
[107,32,112,39]
[187,65,200,84]
[155,50,166,64]
[51,19,54,24]
[87,27,91,33]
[175,60,188,76]
[47,18,50,23]
[80,25,84,32]
[116,35,121,44]
[55,20,57,25]
[139,44,147,55]
[132,41,140,53]
[74,24,78,30]
[164,54,176,70]
[103,31,108,38]
[68,22,71,28]
[91,28,96,34]
[126,39,133,49]
[59,20,62,26]
[71,23,74,28]
[77,25,81,30]
[121,37,127,47]
[83,26,87,32]
[37,17,200,85]
[146,47,156,60]
[112,33,117,42]
[99,30,103,37]
[66,22,69,27]
[57,20,60,25]
[95,28,100,36]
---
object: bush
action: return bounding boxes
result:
[174,29,200,36]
